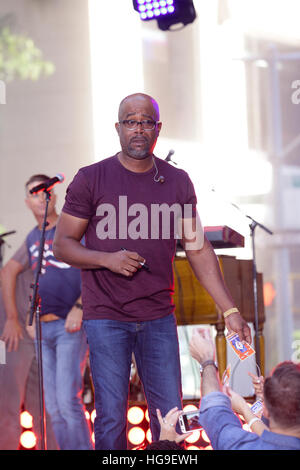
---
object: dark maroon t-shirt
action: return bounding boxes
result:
[62,154,197,321]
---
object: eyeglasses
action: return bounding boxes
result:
[119,119,157,130]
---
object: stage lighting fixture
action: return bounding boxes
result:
[132,0,196,31]
[128,406,145,425]
[20,410,33,429]
[185,430,201,444]
[183,403,198,412]
[19,430,37,450]
[90,409,97,424]
[128,426,146,446]
[146,428,152,443]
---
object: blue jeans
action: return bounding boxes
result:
[84,314,182,450]
[38,319,93,450]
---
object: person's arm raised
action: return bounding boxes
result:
[53,212,144,277]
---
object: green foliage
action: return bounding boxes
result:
[0,26,55,82]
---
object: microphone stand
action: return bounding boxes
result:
[246,215,273,374]
[211,189,273,373]
[28,189,52,451]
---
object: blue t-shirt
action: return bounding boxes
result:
[199,392,300,450]
[26,225,81,319]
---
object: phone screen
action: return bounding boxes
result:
[181,410,201,432]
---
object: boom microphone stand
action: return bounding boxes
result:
[211,189,273,373]
[246,215,273,373]
[28,189,52,451]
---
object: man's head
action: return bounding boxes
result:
[25,174,57,220]
[263,361,300,431]
[115,93,162,160]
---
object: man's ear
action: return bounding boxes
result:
[25,197,30,210]
[115,122,120,136]
[262,403,269,419]
[157,121,162,135]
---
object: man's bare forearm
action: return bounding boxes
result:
[186,237,235,312]
[53,237,109,270]
[0,264,20,320]
[201,365,222,396]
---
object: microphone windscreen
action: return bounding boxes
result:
[56,173,65,182]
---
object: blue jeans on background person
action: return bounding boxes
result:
[37,319,93,450]
[83,313,183,450]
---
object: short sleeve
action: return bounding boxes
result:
[183,173,197,219]
[11,240,30,271]
[62,169,93,219]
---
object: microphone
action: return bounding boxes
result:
[153,157,165,184]
[29,173,65,194]
[165,149,177,165]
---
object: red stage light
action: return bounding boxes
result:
[185,430,201,444]
[128,426,146,446]
[91,409,96,424]
[201,429,210,443]
[183,404,198,412]
[19,430,37,449]
[20,410,33,429]
[146,428,152,443]
[128,406,145,425]
[263,282,276,306]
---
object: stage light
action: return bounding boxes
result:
[128,406,145,425]
[91,409,96,424]
[201,429,210,443]
[85,410,90,420]
[263,282,276,306]
[146,428,152,443]
[145,408,150,422]
[128,426,146,446]
[132,0,196,31]
[185,430,201,444]
[19,430,37,449]
[183,403,198,412]
[20,410,33,429]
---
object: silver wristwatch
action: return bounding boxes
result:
[199,360,218,375]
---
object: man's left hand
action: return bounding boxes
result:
[225,312,252,344]
[65,305,83,333]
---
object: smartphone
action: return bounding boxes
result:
[178,409,201,434]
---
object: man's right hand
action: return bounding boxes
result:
[104,250,145,277]
[1,318,23,352]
